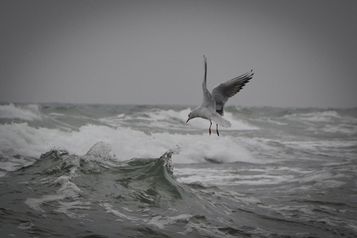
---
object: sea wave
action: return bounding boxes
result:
[1,104,357,238]
[283,110,342,123]
[22,147,180,213]
[0,122,256,167]
[3,147,256,236]
[0,103,41,121]
[100,108,258,131]
[319,124,357,135]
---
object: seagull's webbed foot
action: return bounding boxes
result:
[216,124,219,136]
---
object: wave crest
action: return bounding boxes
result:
[17,147,183,212]
[0,123,256,165]
[0,103,41,121]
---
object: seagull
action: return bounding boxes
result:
[186,55,254,136]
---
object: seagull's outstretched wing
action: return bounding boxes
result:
[201,55,215,109]
[212,70,254,115]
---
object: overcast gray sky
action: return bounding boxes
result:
[1,0,356,107]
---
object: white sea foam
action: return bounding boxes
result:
[102,202,193,227]
[320,124,357,135]
[175,167,295,186]
[284,110,341,123]
[282,140,357,151]
[101,202,140,222]
[0,122,256,165]
[148,214,193,229]
[0,103,41,121]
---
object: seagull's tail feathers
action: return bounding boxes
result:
[211,113,231,128]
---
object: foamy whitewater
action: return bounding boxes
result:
[1,103,357,237]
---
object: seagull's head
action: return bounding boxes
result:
[186,110,198,124]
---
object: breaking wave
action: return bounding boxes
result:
[0,122,256,169]
[0,103,41,121]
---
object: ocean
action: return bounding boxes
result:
[0,103,356,237]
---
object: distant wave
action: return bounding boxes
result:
[283,110,342,123]
[319,124,357,135]
[282,109,357,135]
[100,108,258,131]
[0,103,41,121]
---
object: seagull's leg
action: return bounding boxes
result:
[216,124,219,136]
[209,121,212,135]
